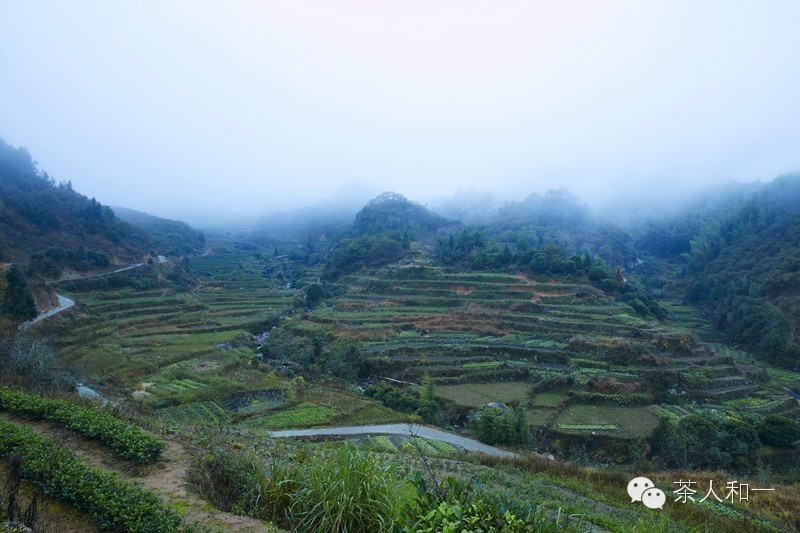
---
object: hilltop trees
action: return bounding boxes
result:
[354,192,448,236]
[323,193,455,278]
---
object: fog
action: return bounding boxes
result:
[2,1,799,226]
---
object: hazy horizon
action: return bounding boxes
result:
[2,1,799,224]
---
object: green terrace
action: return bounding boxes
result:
[47,246,795,457]
[55,249,300,389]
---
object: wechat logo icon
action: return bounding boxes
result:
[627,476,665,510]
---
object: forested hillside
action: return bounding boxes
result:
[0,138,151,274]
[639,175,800,368]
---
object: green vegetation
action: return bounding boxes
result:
[0,419,182,532]
[189,443,586,532]
[557,424,618,431]
[437,382,532,408]
[365,381,420,413]
[645,174,800,367]
[244,402,336,429]
[651,414,761,471]
[0,387,165,463]
[759,414,800,447]
[554,405,660,439]
[190,444,410,531]
[400,437,458,458]
[2,155,799,530]
[474,402,530,446]
[157,400,232,426]
[368,435,398,453]
[0,264,36,320]
[531,391,567,407]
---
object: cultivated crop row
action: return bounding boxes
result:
[0,419,182,532]
[0,387,165,463]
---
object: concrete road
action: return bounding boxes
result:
[18,294,75,331]
[270,423,518,458]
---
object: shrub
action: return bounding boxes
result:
[759,415,800,447]
[574,391,650,406]
[473,403,529,446]
[1,336,76,391]
[401,474,552,532]
[188,447,293,524]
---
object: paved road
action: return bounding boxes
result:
[270,423,518,458]
[18,294,75,331]
[57,262,146,282]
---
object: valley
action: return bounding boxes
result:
[5,232,794,531]
[2,142,800,530]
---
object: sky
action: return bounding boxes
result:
[2,1,799,223]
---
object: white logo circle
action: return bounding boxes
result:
[627,476,654,503]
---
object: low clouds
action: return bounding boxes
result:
[1,1,798,221]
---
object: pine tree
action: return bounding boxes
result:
[1,265,36,320]
[417,374,439,423]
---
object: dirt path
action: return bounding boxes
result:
[270,423,519,458]
[0,413,279,532]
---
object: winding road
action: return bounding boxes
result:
[269,423,518,458]
[17,294,75,331]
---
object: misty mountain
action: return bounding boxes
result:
[248,206,355,245]
[247,183,384,245]
[428,190,501,225]
[0,138,150,271]
[635,180,764,258]
[353,192,454,237]
[466,189,633,268]
[496,189,592,228]
[318,192,455,278]
[111,206,206,256]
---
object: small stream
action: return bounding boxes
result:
[76,383,109,405]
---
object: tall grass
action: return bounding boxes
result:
[189,444,409,532]
[289,445,409,532]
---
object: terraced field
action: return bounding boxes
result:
[296,260,796,444]
[53,248,297,406]
[52,247,408,433]
[49,245,795,450]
